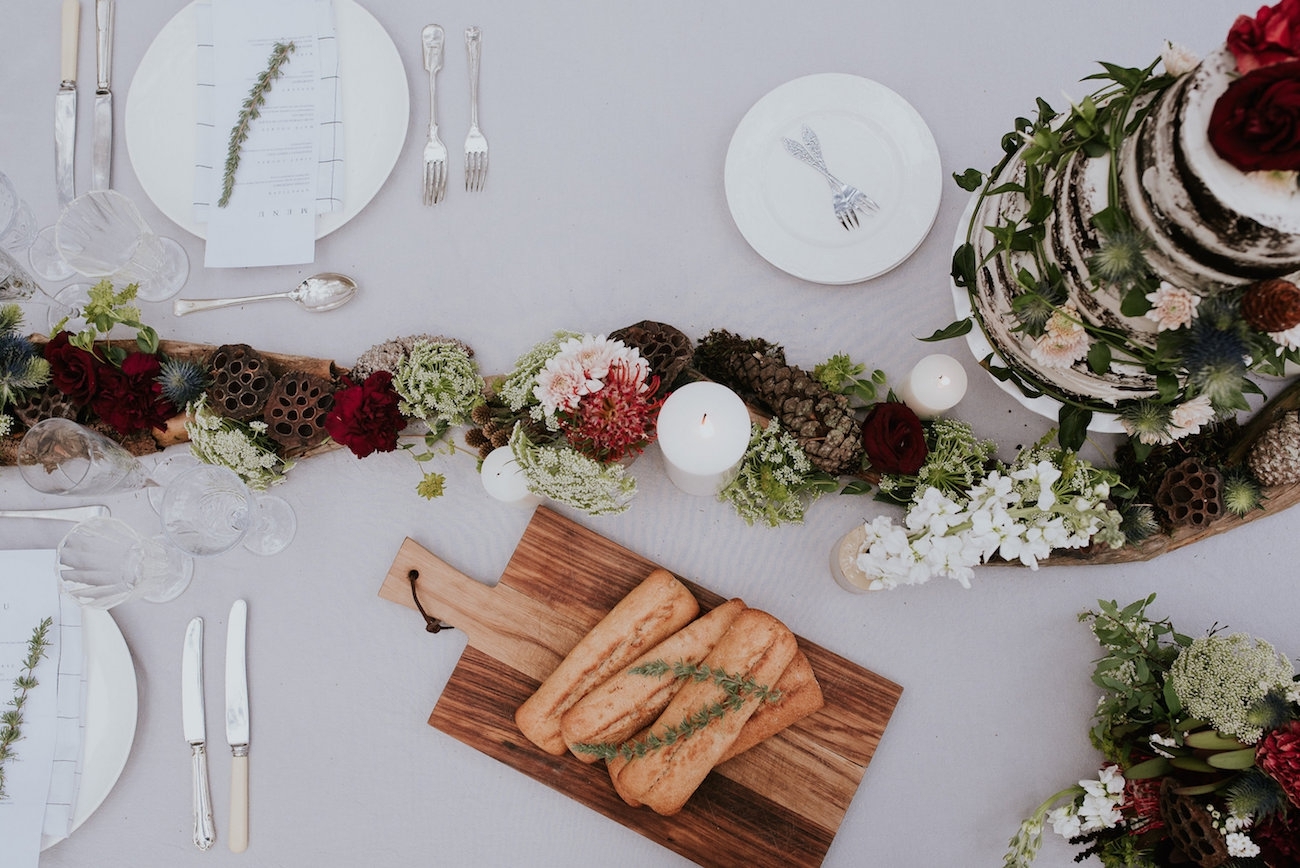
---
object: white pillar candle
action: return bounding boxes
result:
[480,446,542,507]
[830,524,875,593]
[656,382,752,497]
[898,354,968,418]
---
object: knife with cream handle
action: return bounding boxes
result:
[91,0,113,190]
[226,599,250,853]
[55,0,79,206]
[182,617,216,850]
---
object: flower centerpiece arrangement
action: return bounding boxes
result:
[1007,595,1300,868]
[944,0,1300,455]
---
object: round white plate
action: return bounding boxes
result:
[42,607,138,849]
[950,192,1127,434]
[125,0,409,240]
[724,73,943,285]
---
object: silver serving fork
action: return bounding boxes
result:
[421,25,447,205]
[464,26,488,192]
[782,125,878,229]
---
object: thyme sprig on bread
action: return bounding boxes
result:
[573,659,783,761]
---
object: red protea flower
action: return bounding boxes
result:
[1123,775,1165,835]
[560,360,662,462]
[1257,719,1300,808]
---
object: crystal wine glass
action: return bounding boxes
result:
[0,170,36,254]
[160,464,296,557]
[17,418,156,496]
[29,190,189,301]
[56,515,194,608]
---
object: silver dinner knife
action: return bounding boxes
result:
[226,599,249,853]
[55,0,79,206]
[182,617,216,850]
[91,0,113,190]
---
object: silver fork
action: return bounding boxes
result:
[464,26,488,192]
[421,25,447,205]
[782,125,878,229]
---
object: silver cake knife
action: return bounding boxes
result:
[91,0,113,190]
[55,0,79,206]
[226,599,250,853]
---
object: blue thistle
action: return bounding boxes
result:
[156,358,209,408]
[0,306,49,410]
[1226,768,1289,820]
[1182,321,1251,412]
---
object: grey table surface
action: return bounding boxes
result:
[1,1,1289,866]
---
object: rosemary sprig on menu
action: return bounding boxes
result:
[572,659,782,762]
[219,40,296,208]
[0,617,53,801]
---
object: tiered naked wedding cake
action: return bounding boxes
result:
[958,1,1300,437]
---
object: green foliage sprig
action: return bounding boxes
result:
[52,279,159,365]
[813,353,887,406]
[571,659,782,761]
[219,41,296,208]
[0,617,53,801]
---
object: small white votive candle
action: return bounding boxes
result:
[830,524,876,593]
[480,446,542,507]
[656,382,752,497]
[898,354,968,418]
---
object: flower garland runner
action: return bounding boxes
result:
[1006,595,1300,867]
[9,282,1300,586]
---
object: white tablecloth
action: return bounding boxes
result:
[1,1,1291,866]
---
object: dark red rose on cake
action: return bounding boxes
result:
[1257,719,1300,808]
[90,351,176,435]
[43,331,101,404]
[1228,0,1300,74]
[860,401,927,474]
[324,371,405,458]
[1208,60,1300,171]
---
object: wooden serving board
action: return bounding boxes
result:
[378,507,903,868]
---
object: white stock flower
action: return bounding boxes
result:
[1226,832,1260,858]
[1047,805,1082,840]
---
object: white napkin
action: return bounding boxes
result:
[194,0,343,267]
[0,550,65,867]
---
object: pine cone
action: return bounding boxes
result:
[610,321,693,395]
[707,336,862,475]
[1240,278,1300,333]
[1247,411,1300,486]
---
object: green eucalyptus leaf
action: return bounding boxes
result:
[952,168,984,192]
[919,319,972,343]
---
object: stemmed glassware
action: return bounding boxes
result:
[17,418,157,496]
[160,464,296,557]
[56,515,194,608]
[27,189,189,301]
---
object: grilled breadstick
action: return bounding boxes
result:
[611,608,798,815]
[562,599,747,762]
[717,649,822,763]
[515,569,699,755]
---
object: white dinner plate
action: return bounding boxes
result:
[724,73,943,284]
[125,0,409,240]
[42,607,138,849]
[950,192,1127,434]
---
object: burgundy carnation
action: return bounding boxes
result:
[1209,59,1300,171]
[90,352,176,435]
[1257,718,1300,808]
[43,331,101,405]
[1227,0,1300,74]
[860,401,927,475]
[323,371,405,458]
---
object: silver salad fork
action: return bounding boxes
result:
[464,26,488,192]
[421,24,447,205]
[782,125,879,230]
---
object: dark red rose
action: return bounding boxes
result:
[1254,808,1300,865]
[1257,719,1300,808]
[43,331,101,405]
[90,352,176,435]
[324,371,405,458]
[1208,60,1300,171]
[1228,0,1300,74]
[860,401,927,475]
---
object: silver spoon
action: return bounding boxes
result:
[172,273,358,316]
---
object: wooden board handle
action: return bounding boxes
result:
[379,537,587,683]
